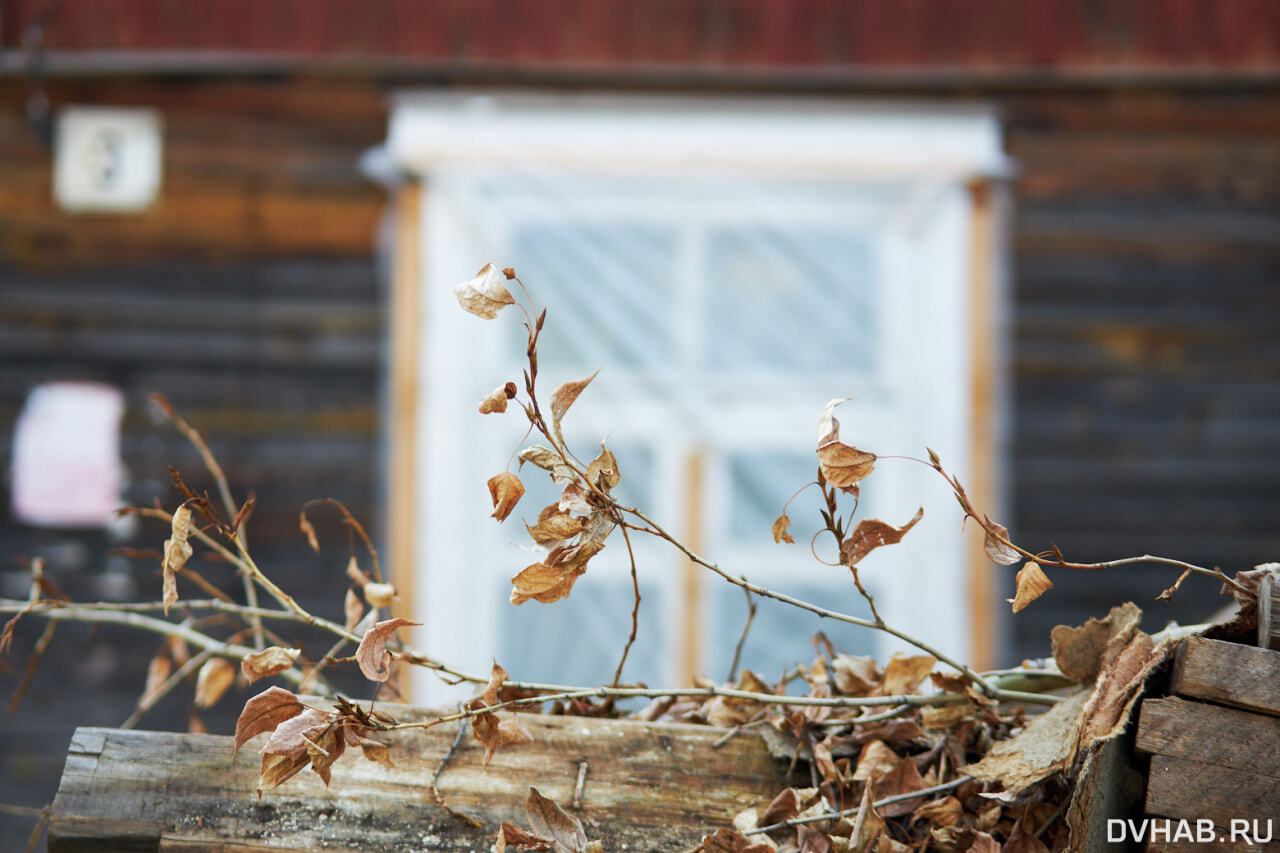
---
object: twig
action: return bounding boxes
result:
[745,776,972,835]
[154,393,265,649]
[23,804,50,853]
[6,620,56,715]
[849,784,872,846]
[0,802,46,818]
[121,648,213,729]
[726,587,757,683]
[571,759,589,809]
[429,714,482,828]
[301,498,384,584]
[620,506,998,696]
[611,522,641,687]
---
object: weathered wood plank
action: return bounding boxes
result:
[1170,636,1280,716]
[1135,696,1280,778]
[48,709,791,852]
[1145,753,1280,829]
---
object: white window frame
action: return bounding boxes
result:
[383,93,1010,705]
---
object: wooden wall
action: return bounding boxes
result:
[0,69,1278,845]
[0,77,390,845]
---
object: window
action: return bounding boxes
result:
[386,94,1007,703]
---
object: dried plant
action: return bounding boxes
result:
[2,262,1269,851]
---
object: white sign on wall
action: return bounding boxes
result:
[54,106,163,213]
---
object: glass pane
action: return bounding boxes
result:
[706,582,877,687]
[498,578,666,690]
[726,451,854,544]
[702,225,876,373]
[509,221,679,372]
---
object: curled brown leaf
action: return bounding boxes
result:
[488,472,526,522]
[161,504,194,614]
[241,646,302,684]
[454,263,517,319]
[771,514,795,545]
[355,618,421,683]
[840,508,923,566]
[473,711,534,766]
[299,510,320,552]
[479,384,512,414]
[194,657,236,708]
[1009,561,1053,613]
[525,787,588,853]
[233,686,306,754]
[982,519,1022,565]
[550,369,601,433]
[816,442,876,494]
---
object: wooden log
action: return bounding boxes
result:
[1169,636,1280,717]
[1258,573,1280,652]
[48,707,792,852]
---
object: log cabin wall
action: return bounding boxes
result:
[1,1,1278,844]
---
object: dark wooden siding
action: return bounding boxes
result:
[0,78,390,846]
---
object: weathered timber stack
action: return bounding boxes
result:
[46,707,790,852]
[1134,634,1280,853]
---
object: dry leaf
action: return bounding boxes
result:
[454,263,516,319]
[557,483,593,515]
[1009,561,1053,613]
[346,555,372,587]
[473,712,534,765]
[518,445,578,485]
[550,369,600,435]
[497,821,556,853]
[362,581,396,609]
[911,796,964,827]
[816,442,876,494]
[760,787,802,825]
[299,510,319,552]
[481,660,508,706]
[816,397,851,446]
[796,825,830,853]
[771,514,795,544]
[525,787,588,853]
[343,587,363,631]
[241,646,302,684]
[876,653,936,696]
[355,618,421,682]
[233,686,306,754]
[586,444,620,491]
[162,504,194,614]
[479,384,511,414]
[194,657,236,708]
[840,508,923,566]
[301,718,346,786]
[832,654,880,695]
[187,712,208,735]
[919,703,975,729]
[852,739,900,782]
[982,519,1021,565]
[258,707,338,790]
[140,652,173,708]
[510,562,585,605]
[872,757,927,817]
[488,472,526,522]
[525,506,587,545]
[1050,602,1142,683]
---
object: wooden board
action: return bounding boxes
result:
[1170,636,1280,717]
[48,709,791,852]
[1143,754,1280,838]
[1136,696,1280,780]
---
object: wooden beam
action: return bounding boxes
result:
[1170,636,1280,717]
[1136,696,1280,777]
[680,449,706,686]
[387,183,423,700]
[965,178,999,671]
[1144,753,1280,831]
[48,709,790,852]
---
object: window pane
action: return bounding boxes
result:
[509,221,679,372]
[702,225,876,373]
[725,451,836,544]
[707,582,876,686]
[497,578,666,690]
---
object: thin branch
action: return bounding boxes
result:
[121,648,213,729]
[726,587,757,683]
[619,506,998,697]
[428,712,482,827]
[6,620,56,715]
[611,521,642,687]
[745,776,973,835]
